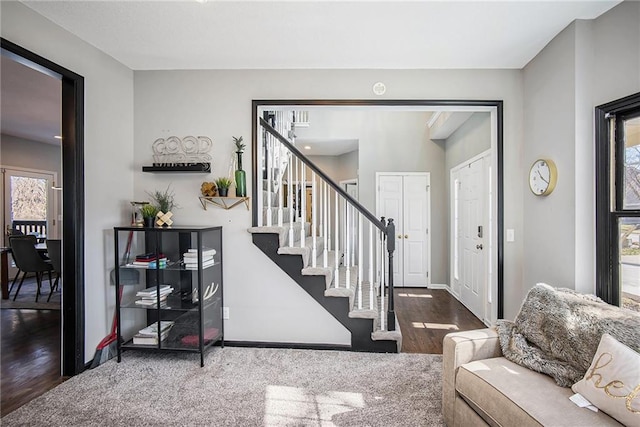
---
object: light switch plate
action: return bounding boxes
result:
[506,229,515,242]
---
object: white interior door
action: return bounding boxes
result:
[458,157,487,319]
[377,173,430,287]
[377,175,403,286]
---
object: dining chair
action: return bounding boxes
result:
[6,228,25,295]
[46,239,62,302]
[8,235,54,302]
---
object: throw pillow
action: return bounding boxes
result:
[572,333,640,426]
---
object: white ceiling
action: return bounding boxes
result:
[22,0,620,70]
[1,0,621,148]
[0,55,61,145]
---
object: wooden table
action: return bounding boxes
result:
[1,244,48,300]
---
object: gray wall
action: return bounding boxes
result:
[1,134,63,236]
[307,150,358,184]
[522,1,640,296]
[2,2,135,362]
[1,134,62,178]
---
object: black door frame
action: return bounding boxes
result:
[252,99,504,318]
[1,38,85,375]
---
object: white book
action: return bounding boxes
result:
[185,259,215,269]
[133,329,170,345]
[184,248,217,257]
[138,321,174,336]
[136,286,173,297]
[183,255,214,264]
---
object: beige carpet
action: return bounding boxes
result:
[2,347,444,426]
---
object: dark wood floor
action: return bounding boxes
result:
[0,287,483,416]
[1,309,66,416]
[394,287,486,354]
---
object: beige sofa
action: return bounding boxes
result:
[442,328,622,426]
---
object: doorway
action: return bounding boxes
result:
[1,38,85,378]
[450,151,491,321]
[376,173,431,287]
[253,99,504,321]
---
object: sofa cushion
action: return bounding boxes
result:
[572,333,640,426]
[456,357,622,427]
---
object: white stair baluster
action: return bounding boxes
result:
[369,222,374,310]
[277,139,283,227]
[323,181,328,268]
[311,172,317,268]
[288,150,294,247]
[326,183,332,257]
[345,199,350,290]
[266,134,273,227]
[300,161,306,249]
[334,191,339,289]
[380,233,386,331]
[357,212,362,310]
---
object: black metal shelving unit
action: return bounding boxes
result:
[114,225,223,366]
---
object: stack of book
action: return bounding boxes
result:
[132,321,174,345]
[131,253,168,269]
[135,284,174,307]
[183,248,217,270]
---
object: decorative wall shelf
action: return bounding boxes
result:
[142,163,211,173]
[199,196,250,211]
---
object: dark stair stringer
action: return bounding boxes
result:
[252,232,397,352]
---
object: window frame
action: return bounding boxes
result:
[595,92,640,305]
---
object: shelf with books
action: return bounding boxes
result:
[114,225,224,367]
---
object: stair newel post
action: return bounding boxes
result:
[386,218,396,331]
[379,217,386,331]
[311,172,317,268]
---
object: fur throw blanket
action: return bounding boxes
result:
[495,283,640,387]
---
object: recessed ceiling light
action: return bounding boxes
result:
[304,146,311,150]
[54,135,62,139]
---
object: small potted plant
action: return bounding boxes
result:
[140,204,159,228]
[147,184,179,226]
[148,185,178,212]
[215,177,233,197]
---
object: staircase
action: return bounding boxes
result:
[248,112,401,352]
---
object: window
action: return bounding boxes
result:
[595,92,640,310]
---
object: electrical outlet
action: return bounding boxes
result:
[223,307,229,319]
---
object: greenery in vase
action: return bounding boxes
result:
[147,184,179,213]
[215,177,233,190]
[140,203,159,219]
[233,136,245,153]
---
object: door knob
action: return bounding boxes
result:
[476,244,483,250]
[397,235,402,239]
[404,235,409,239]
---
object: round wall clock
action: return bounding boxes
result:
[529,158,558,196]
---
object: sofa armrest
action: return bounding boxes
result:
[442,328,502,426]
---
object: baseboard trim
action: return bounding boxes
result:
[222,340,352,352]
[428,283,449,290]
